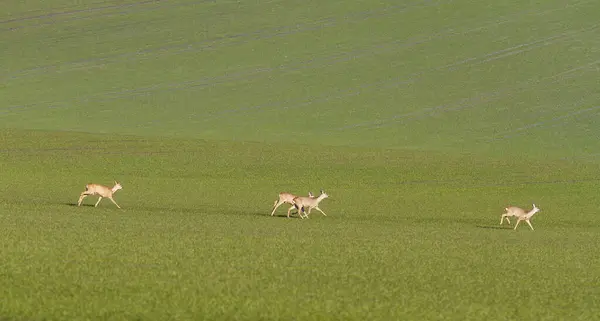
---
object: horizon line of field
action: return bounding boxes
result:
[3,0,588,82]
[3,13,595,125]
[1,140,598,189]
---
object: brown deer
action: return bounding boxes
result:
[271,192,314,216]
[78,181,123,208]
[500,204,540,230]
[292,190,329,219]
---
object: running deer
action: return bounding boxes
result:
[292,190,329,219]
[271,192,314,216]
[500,204,540,230]
[78,181,123,208]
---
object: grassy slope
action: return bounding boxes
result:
[2,0,599,155]
[1,0,600,320]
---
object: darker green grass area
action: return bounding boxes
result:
[2,0,600,156]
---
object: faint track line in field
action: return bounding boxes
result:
[197,3,595,119]
[2,4,593,120]
[1,0,504,114]
[3,1,443,81]
[0,146,179,155]
[133,15,600,121]
[1,0,207,30]
[349,62,599,132]
[476,59,600,142]
[204,53,587,132]
[0,0,585,84]
[145,22,597,122]
[1,0,214,77]
[330,25,599,132]
[2,22,591,122]
[0,0,124,23]
[486,105,600,142]
[351,66,599,137]
[394,177,600,187]
[5,0,592,81]
[1,1,422,72]
[2,1,214,78]
[0,0,147,24]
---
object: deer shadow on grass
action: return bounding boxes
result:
[65,203,94,207]
[111,205,266,217]
[270,213,304,219]
[66,202,296,217]
[66,202,94,207]
[476,225,513,230]
[66,202,120,208]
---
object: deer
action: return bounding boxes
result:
[291,190,329,219]
[271,191,314,216]
[78,181,123,208]
[500,204,540,230]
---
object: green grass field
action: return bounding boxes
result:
[1,0,600,320]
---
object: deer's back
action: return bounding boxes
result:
[278,193,297,203]
[86,184,112,196]
[505,206,526,216]
[294,196,318,207]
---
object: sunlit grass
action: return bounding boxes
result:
[0,131,599,320]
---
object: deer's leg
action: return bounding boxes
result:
[525,220,534,231]
[271,200,283,216]
[298,207,309,218]
[287,205,296,218]
[108,197,121,209]
[314,207,327,216]
[513,219,521,230]
[78,193,88,206]
[294,205,306,219]
[94,197,103,207]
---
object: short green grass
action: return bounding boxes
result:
[1,130,599,320]
[1,0,600,320]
